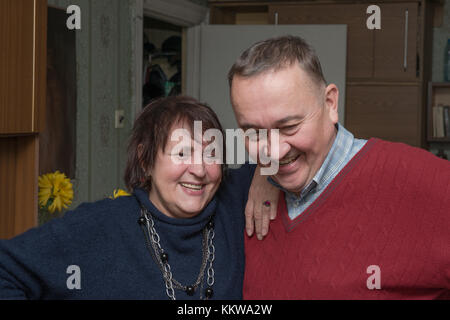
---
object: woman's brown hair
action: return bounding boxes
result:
[124,96,226,192]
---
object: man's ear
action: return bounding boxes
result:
[324,84,339,124]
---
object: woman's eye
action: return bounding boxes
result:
[175,148,190,158]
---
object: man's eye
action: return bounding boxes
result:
[282,125,298,133]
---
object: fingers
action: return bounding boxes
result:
[260,203,271,239]
[245,201,254,237]
[253,206,263,240]
[270,201,277,220]
[255,202,270,241]
[246,199,276,240]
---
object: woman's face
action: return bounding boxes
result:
[148,121,222,219]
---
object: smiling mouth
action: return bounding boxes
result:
[279,154,301,166]
[180,183,205,191]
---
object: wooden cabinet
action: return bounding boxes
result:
[269,2,419,81]
[0,0,47,239]
[373,2,419,80]
[346,85,421,146]
[0,0,47,134]
[0,136,40,239]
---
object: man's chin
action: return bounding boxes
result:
[273,174,307,194]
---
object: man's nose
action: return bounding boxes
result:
[274,141,290,161]
[261,130,290,161]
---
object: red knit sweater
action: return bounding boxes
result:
[244,139,450,300]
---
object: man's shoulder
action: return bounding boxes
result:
[373,138,449,167]
[364,139,450,199]
[348,138,449,195]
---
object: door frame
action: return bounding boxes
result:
[133,0,208,117]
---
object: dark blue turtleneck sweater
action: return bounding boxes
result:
[0,165,255,300]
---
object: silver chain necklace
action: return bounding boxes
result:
[138,207,215,300]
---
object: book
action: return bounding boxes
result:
[433,106,437,137]
[444,105,450,138]
[434,105,445,138]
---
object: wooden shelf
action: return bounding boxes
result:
[428,137,450,143]
[427,82,450,142]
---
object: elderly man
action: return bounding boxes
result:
[229,35,450,299]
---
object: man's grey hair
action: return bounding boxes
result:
[228,35,327,89]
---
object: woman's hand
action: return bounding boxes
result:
[245,166,279,240]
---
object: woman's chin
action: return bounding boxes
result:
[174,198,206,218]
[176,206,203,218]
[172,184,217,218]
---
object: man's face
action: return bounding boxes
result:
[230,63,339,194]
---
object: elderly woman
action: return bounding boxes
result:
[0,96,277,300]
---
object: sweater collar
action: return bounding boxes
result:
[133,188,217,229]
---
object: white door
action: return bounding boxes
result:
[185,25,347,133]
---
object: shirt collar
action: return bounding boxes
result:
[268,123,355,199]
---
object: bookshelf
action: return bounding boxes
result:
[427,82,450,143]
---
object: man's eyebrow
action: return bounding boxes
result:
[241,115,303,130]
[273,115,304,127]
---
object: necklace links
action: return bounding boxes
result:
[139,207,215,300]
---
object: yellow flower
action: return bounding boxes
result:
[38,171,73,214]
[111,189,131,199]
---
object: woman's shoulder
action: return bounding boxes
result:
[221,163,257,191]
[69,194,136,215]
[60,194,138,228]
[217,163,256,202]
[215,164,256,216]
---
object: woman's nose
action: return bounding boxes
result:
[188,162,206,178]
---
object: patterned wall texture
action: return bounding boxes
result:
[47,0,138,207]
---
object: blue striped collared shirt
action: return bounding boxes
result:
[268,124,367,220]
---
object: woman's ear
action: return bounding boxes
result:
[137,143,147,174]
[137,143,152,185]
